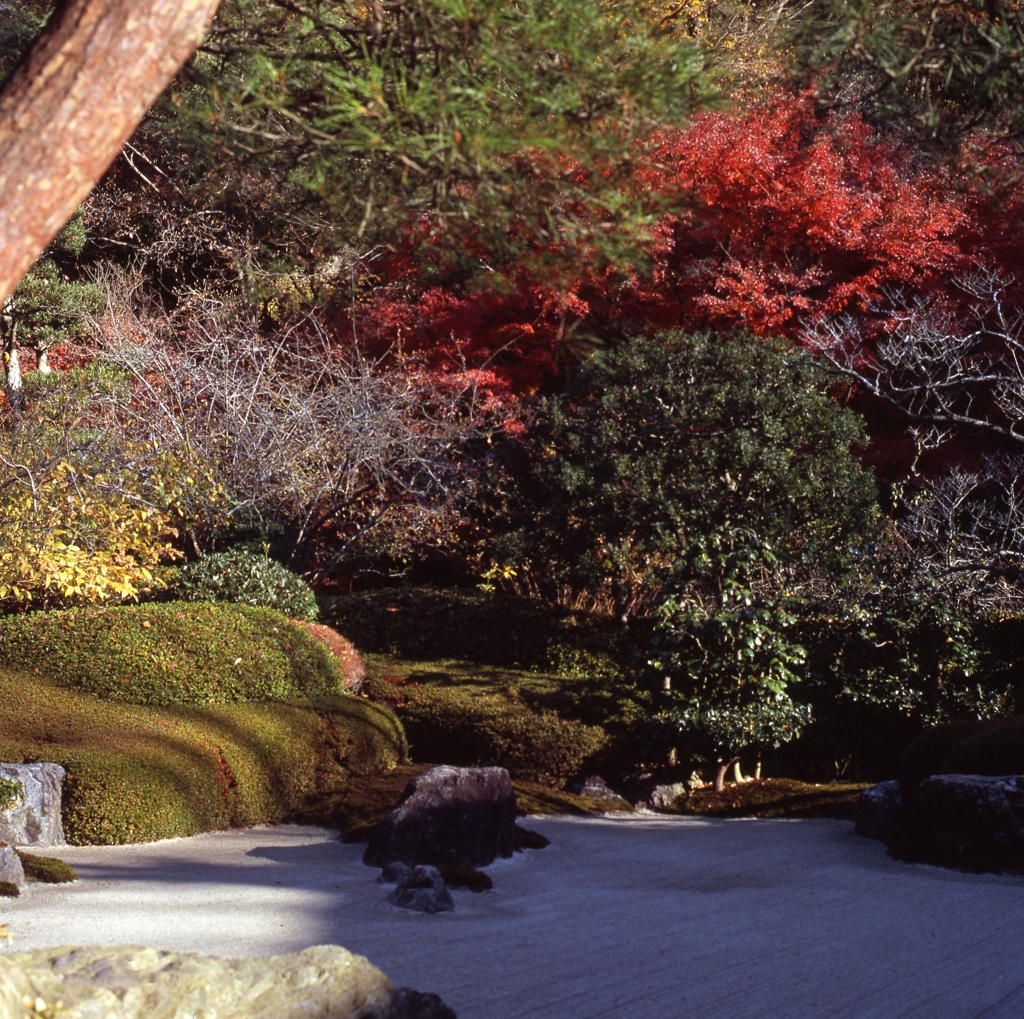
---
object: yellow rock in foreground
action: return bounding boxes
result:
[0,944,400,1019]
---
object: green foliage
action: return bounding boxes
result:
[0,362,227,610]
[0,602,348,706]
[170,548,319,621]
[327,588,631,676]
[0,776,22,812]
[0,667,405,845]
[485,330,878,764]
[181,0,718,268]
[367,675,608,785]
[15,851,77,884]
[6,257,104,356]
[486,330,877,609]
[0,881,18,898]
[794,0,1024,151]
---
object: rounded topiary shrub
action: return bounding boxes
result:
[0,602,347,706]
[169,549,319,622]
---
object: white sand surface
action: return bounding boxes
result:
[2,815,1023,1018]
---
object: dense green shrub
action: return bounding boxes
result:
[327,587,631,676]
[370,678,607,784]
[0,668,406,844]
[482,331,878,777]
[0,602,346,706]
[170,549,319,621]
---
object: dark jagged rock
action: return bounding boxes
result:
[855,780,902,842]
[913,774,1024,851]
[386,865,455,914]
[364,766,515,868]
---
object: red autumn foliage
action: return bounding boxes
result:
[346,93,1022,408]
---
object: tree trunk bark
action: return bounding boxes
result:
[754,756,762,780]
[714,757,739,793]
[0,0,223,306]
[733,759,750,784]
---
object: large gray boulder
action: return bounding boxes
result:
[0,763,66,846]
[0,845,24,890]
[364,766,515,869]
[913,774,1024,851]
[855,780,902,842]
[0,945,456,1019]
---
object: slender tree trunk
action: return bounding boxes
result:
[714,756,739,793]
[3,308,22,414]
[36,347,51,374]
[733,759,750,784]
[4,343,22,414]
[0,0,223,306]
[754,756,762,780]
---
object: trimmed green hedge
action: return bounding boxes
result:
[0,668,406,844]
[0,603,346,706]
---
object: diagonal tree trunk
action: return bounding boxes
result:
[0,0,222,314]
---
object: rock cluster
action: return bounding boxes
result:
[567,775,629,804]
[621,772,689,811]
[0,763,66,847]
[0,945,456,1019]
[858,773,1024,860]
[364,766,515,869]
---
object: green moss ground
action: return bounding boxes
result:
[677,778,868,819]
[325,589,657,784]
[0,667,405,844]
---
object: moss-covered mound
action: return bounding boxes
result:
[0,603,347,706]
[16,851,77,884]
[899,716,1024,796]
[0,668,406,844]
[679,778,868,819]
[366,675,608,785]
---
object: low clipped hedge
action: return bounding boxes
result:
[366,675,607,785]
[899,716,1024,795]
[0,668,406,844]
[0,603,346,706]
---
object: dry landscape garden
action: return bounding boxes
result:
[1,0,1024,1016]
